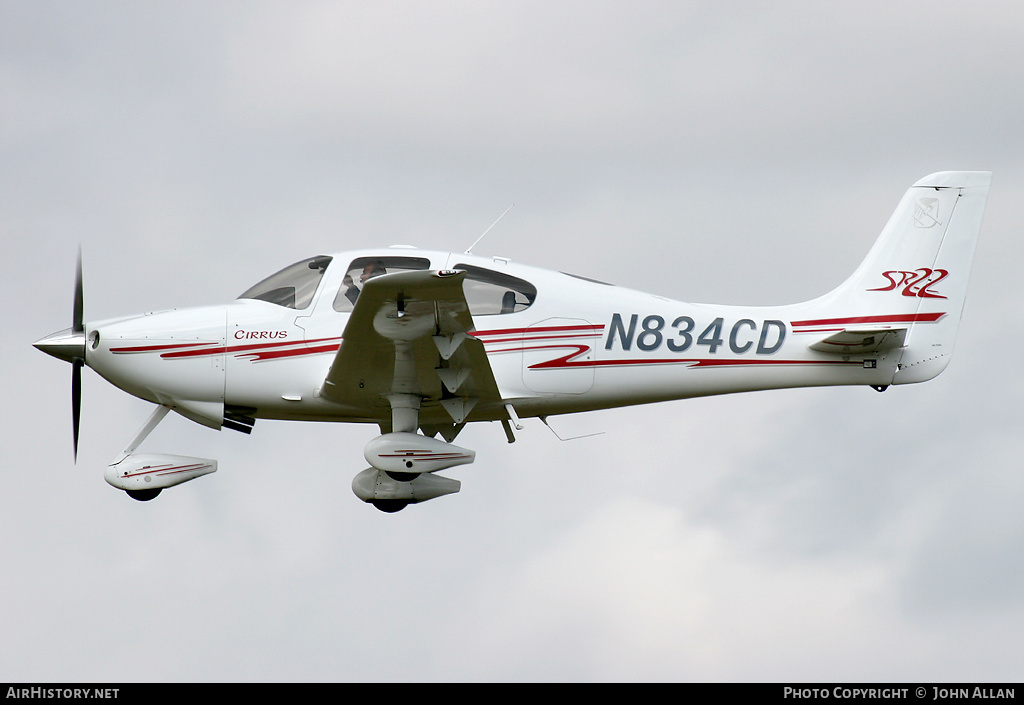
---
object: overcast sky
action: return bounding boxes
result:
[3,0,1023,682]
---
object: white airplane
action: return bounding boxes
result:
[34,171,991,512]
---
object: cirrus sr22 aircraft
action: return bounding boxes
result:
[34,172,990,512]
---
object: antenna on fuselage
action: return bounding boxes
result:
[465,203,514,255]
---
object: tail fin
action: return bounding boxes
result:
[810,171,991,384]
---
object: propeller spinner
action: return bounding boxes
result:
[33,251,87,460]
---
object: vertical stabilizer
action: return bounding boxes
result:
[810,171,991,384]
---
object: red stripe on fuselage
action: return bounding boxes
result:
[472,324,605,338]
[790,312,945,329]
[112,336,344,362]
[111,342,218,354]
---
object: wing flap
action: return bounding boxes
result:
[809,327,908,355]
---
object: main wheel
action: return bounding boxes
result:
[371,499,409,513]
[126,488,162,502]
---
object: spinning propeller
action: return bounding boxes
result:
[33,251,88,461]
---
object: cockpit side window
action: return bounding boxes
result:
[333,256,431,312]
[454,263,537,315]
[238,255,333,309]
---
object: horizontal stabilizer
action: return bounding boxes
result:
[809,328,907,355]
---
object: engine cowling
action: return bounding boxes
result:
[363,432,475,474]
[105,453,217,493]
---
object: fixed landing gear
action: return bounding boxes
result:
[104,405,218,500]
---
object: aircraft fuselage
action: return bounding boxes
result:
[84,247,904,430]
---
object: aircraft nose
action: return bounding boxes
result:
[33,327,87,364]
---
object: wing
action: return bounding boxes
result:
[808,327,908,354]
[320,269,502,430]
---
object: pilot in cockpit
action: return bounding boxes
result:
[342,260,387,305]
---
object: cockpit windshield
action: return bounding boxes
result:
[238,255,333,309]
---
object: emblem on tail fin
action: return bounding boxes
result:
[914,198,941,228]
